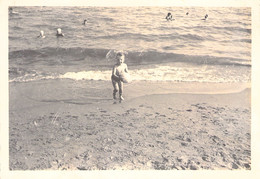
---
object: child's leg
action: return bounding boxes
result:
[112,79,119,99]
[118,81,124,100]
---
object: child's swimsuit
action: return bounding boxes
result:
[111,74,121,82]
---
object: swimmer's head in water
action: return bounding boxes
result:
[57,28,62,34]
[38,30,45,38]
[166,13,172,20]
[40,30,44,36]
[116,52,125,64]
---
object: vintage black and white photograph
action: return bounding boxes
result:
[7,5,252,171]
[2,0,260,178]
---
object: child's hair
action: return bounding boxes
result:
[116,52,124,57]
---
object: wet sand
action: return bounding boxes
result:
[9,80,251,170]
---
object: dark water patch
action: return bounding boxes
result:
[9,47,251,68]
[221,39,251,44]
[96,32,154,41]
[214,26,251,34]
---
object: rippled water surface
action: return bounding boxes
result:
[9,7,251,83]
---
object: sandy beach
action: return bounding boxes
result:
[9,80,251,170]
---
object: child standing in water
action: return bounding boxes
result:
[111,52,129,100]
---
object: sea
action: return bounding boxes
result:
[9,6,251,83]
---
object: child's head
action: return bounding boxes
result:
[116,52,125,64]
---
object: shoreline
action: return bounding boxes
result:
[9,80,250,112]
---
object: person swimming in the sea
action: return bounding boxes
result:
[82,19,87,25]
[9,7,13,13]
[166,12,174,21]
[37,30,45,38]
[9,7,18,14]
[56,28,64,37]
[202,14,208,20]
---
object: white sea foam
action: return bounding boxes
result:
[60,71,112,81]
[9,64,251,83]
[57,65,250,83]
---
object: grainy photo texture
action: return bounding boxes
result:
[9,6,251,170]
